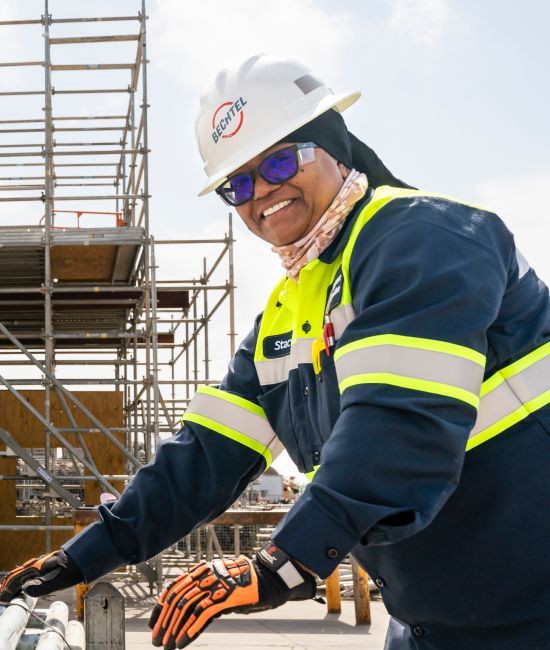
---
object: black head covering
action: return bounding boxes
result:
[278,109,415,190]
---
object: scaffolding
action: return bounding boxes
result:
[0,0,236,581]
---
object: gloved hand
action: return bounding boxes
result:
[0,549,84,602]
[149,541,316,649]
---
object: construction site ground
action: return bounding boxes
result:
[41,579,391,649]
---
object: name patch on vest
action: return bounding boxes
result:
[263,331,292,359]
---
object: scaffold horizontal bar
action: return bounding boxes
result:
[54,141,122,147]
[0,143,43,148]
[0,184,44,190]
[0,60,44,67]
[51,63,135,71]
[0,128,44,133]
[50,34,140,45]
[55,126,130,132]
[55,174,119,179]
[51,16,142,24]
[54,141,122,146]
[3,379,139,384]
[54,115,127,121]
[0,90,44,96]
[53,88,132,95]
[0,196,42,201]
[53,148,143,155]
[54,163,119,167]
[0,162,43,166]
[0,151,42,157]
[52,332,144,339]
[0,19,43,26]
[0,116,125,125]
[56,182,116,187]
[0,526,74,531]
[156,239,228,245]
[52,193,146,200]
[0,176,44,180]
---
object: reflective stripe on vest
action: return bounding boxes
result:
[467,341,550,450]
[331,303,355,339]
[334,334,486,408]
[255,338,317,386]
[181,385,283,466]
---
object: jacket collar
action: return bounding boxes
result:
[318,187,374,264]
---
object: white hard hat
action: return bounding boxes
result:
[196,54,361,196]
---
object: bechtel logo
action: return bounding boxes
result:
[211,97,247,143]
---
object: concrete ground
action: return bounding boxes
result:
[41,578,390,649]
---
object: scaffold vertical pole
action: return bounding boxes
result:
[228,212,236,357]
[42,0,54,553]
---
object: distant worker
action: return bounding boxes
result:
[1,54,550,650]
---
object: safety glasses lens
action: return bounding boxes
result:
[259,148,298,183]
[219,173,254,206]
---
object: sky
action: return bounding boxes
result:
[0,0,549,476]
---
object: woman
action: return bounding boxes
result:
[2,55,550,650]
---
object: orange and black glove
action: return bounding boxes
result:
[149,541,316,649]
[0,549,83,602]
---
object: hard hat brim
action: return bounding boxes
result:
[198,89,361,197]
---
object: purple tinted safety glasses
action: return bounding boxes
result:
[215,142,317,206]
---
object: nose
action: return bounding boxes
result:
[253,175,281,200]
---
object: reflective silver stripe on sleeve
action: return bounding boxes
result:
[331,303,355,339]
[277,561,306,589]
[185,391,276,448]
[468,351,550,447]
[335,344,485,396]
[255,338,316,386]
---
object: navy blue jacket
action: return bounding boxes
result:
[65,188,550,649]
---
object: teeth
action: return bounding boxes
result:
[263,200,292,217]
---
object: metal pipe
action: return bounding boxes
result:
[228,213,237,357]
[35,601,69,650]
[49,34,139,45]
[0,526,73,531]
[0,61,44,67]
[202,258,209,381]
[0,594,37,650]
[43,0,54,554]
[51,63,135,71]
[150,237,160,448]
[53,148,143,156]
[65,620,85,650]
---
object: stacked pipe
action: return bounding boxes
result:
[0,595,85,649]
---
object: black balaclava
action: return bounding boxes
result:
[278,109,415,190]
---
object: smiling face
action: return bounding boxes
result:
[233,143,347,247]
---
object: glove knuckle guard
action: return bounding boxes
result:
[150,556,259,648]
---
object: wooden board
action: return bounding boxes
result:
[0,390,124,569]
[51,245,118,281]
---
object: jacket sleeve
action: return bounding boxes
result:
[272,200,512,578]
[64,315,281,583]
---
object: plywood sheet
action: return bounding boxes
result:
[0,390,124,568]
[0,390,123,447]
[0,521,74,570]
[51,245,117,281]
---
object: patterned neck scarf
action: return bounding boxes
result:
[272,169,368,281]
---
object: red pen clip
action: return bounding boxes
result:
[323,321,335,356]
